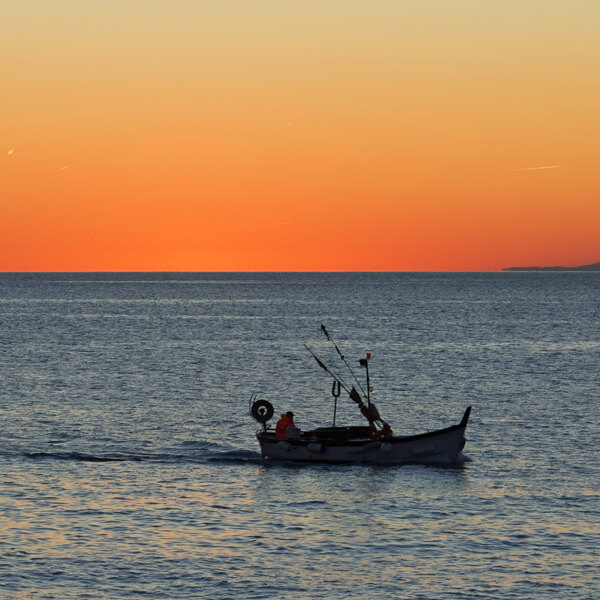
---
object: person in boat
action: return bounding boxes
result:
[275,411,295,439]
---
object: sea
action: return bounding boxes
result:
[1,272,598,600]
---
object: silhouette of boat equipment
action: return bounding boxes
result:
[250,326,471,464]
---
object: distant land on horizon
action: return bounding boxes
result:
[503,261,600,272]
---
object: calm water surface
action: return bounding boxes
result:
[1,273,598,599]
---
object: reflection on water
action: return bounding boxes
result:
[1,273,599,599]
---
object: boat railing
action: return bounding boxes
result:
[307,426,372,442]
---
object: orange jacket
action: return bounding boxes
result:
[275,414,295,439]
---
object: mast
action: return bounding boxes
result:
[360,354,372,406]
[308,327,391,435]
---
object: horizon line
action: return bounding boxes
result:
[0,268,593,274]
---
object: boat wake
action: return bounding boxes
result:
[15,446,264,466]
[207,449,264,464]
[9,447,470,467]
[23,451,138,463]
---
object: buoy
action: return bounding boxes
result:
[251,399,274,423]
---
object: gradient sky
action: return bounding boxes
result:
[3,1,599,270]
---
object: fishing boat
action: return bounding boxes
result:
[249,325,471,464]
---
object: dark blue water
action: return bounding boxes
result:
[1,273,598,599]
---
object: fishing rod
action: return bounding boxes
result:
[320,324,368,399]
[304,344,363,428]
[306,339,388,432]
[320,325,388,427]
[303,344,352,394]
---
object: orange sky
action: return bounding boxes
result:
[2,1,599,271]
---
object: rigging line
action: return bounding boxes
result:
[304,344,351,394]
[320,324,367,397]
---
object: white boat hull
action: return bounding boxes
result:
[256,407,470,464]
